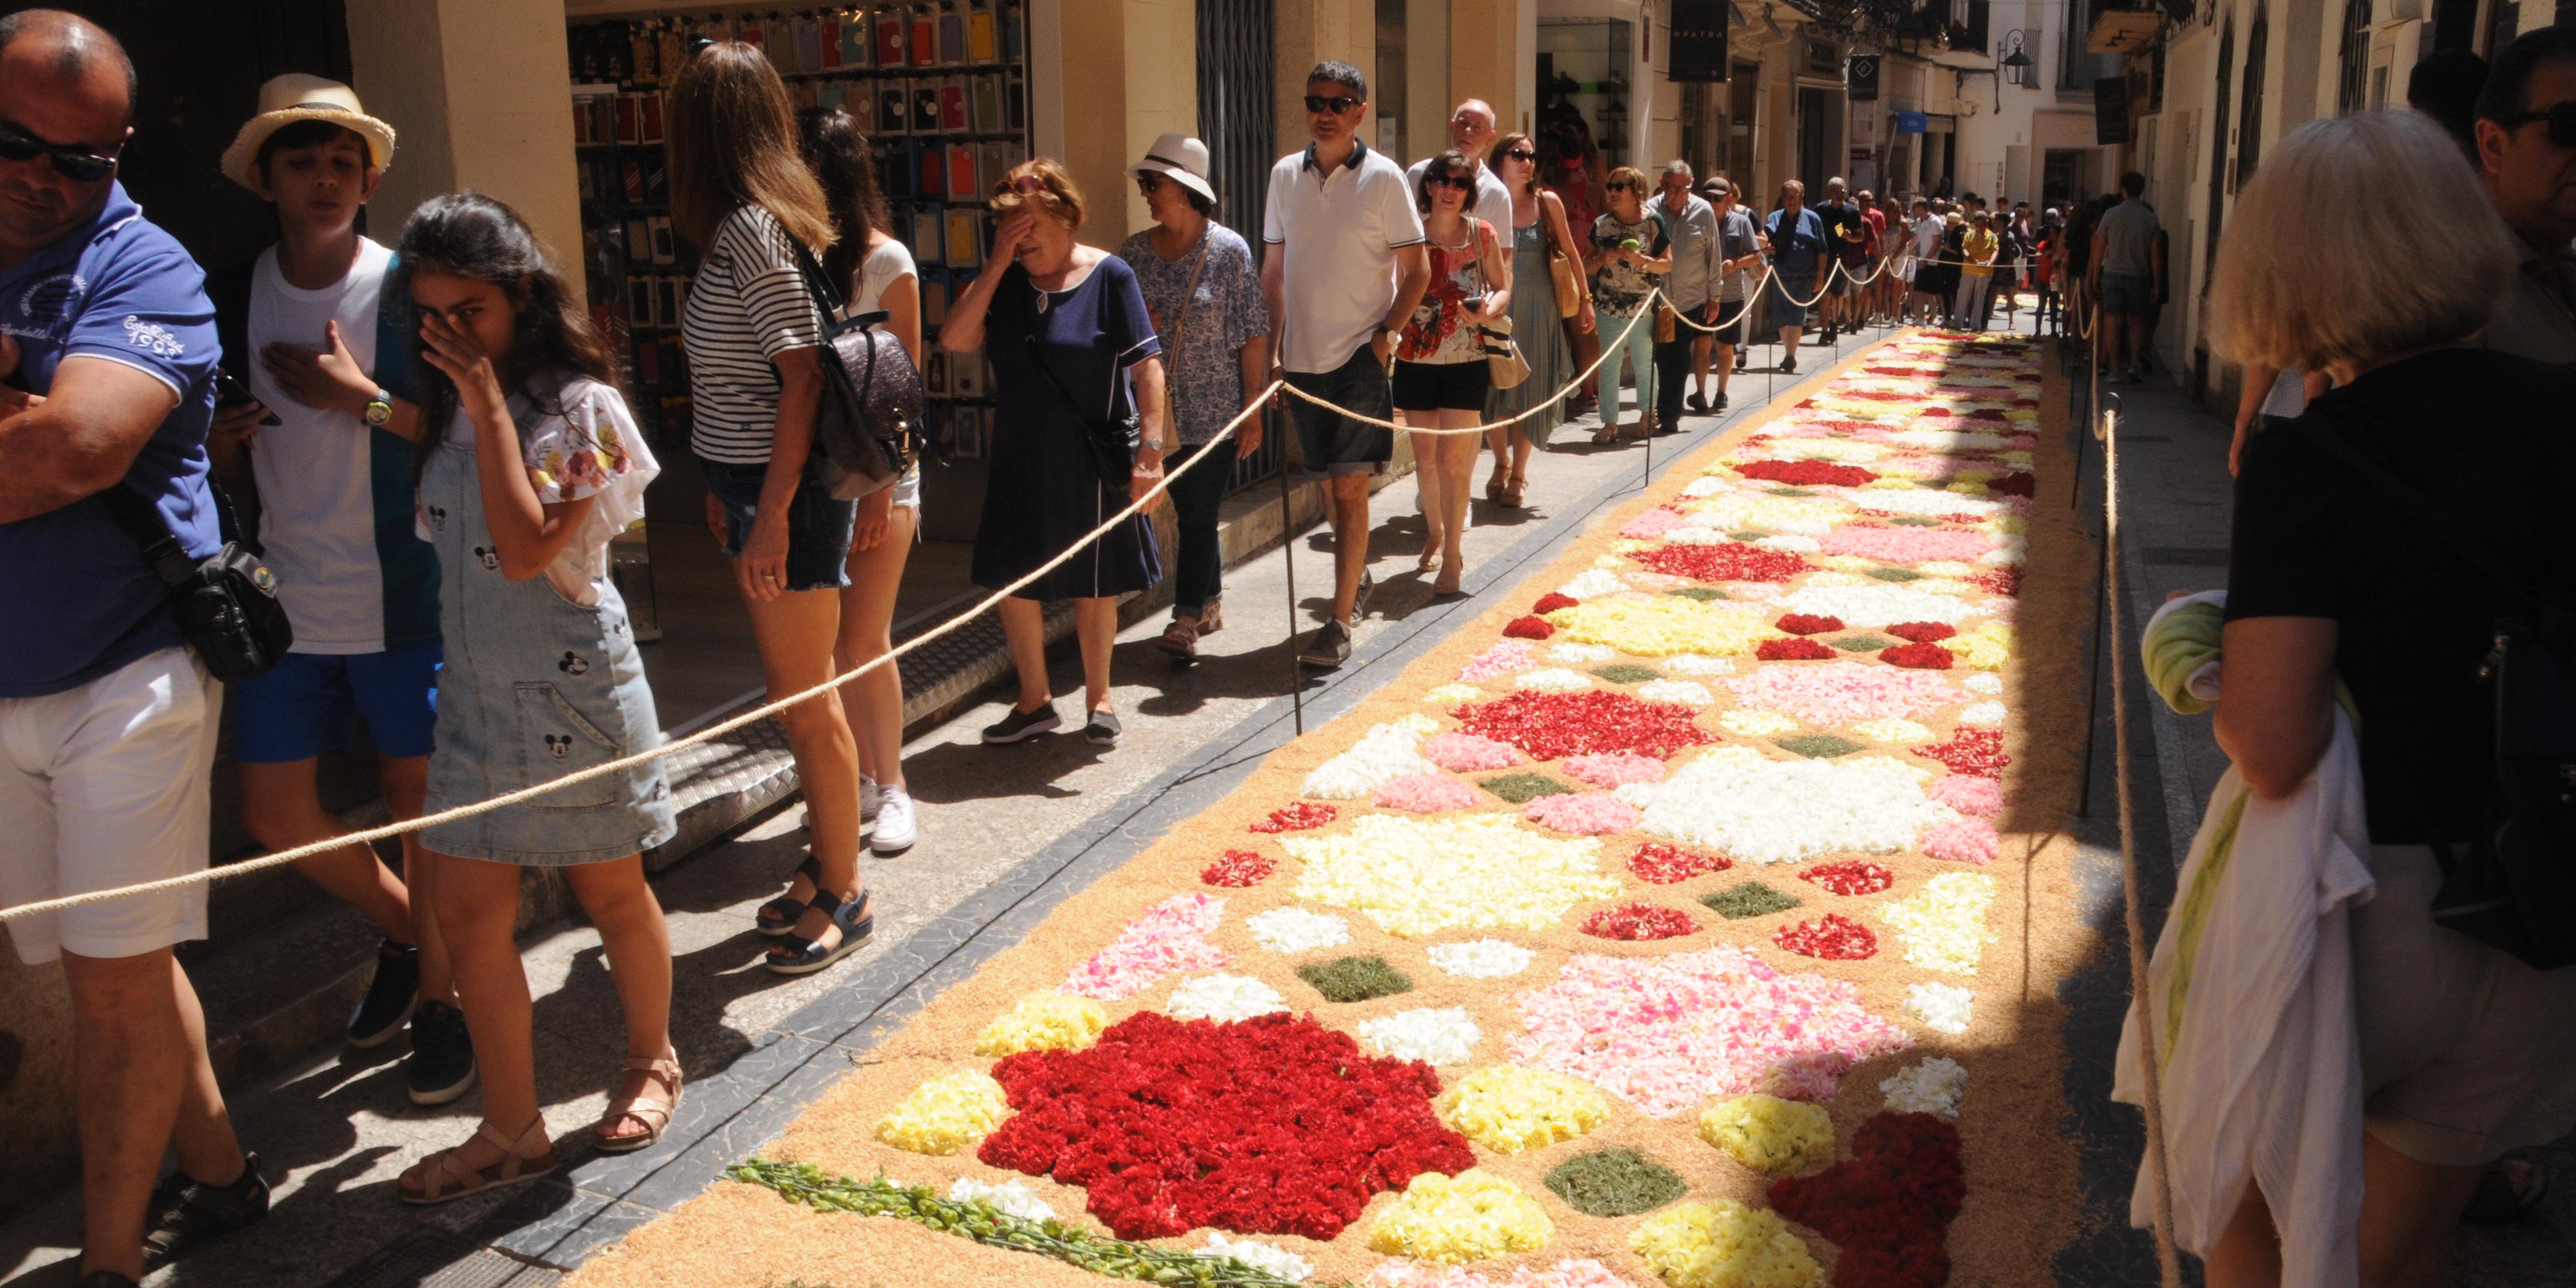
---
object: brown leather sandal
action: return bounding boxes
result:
[1197,599,1223,636]
[594,1050,683,1154]
[1157,615,1200,662]
[396,1118,556,1205]
[1503,471,1527,508]
[1484,466,1508,503]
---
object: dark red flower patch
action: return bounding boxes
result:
[1249,802,1338,833]
[981,1011,1474,1240]
[1988,471,2036,498]
[1880,642,1955,670]
[1884,621,1957,644]
[1201,850,1276,887]
[1504,615,1557,639]
[1757,637,1838,662]
[1965,408,2012,423]
[1800,860,1896,896]
[1768,1112,1967,1288]
[1916,407,1953,418]
[1582,902,1702,941]
[1912,728,2009,779]
[1632,541,1814,585]
[1774,912,1878,960]
[1735,458,1879,488]
[1628,842,1734,884]
[1775,613,1847,635]
[1453,689,1717,762]
[1532,592,1580,615]
[1970,567,2021,598]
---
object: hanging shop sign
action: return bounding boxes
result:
[1849,54,1881,101]
[1669,0,1728,82]
[1897,110,1929,134]
[2093,76,2131,144]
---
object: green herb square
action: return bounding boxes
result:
[1481,772,1574,804]
[1776,734,1864,759]
[1592,664,1661,685]
[1829,635,1895,652]
[1668,586,1728,602]
[1867,567,1923,582]
[1544,1147,1689,1217]
[1296,955,1413,1003]
[1701,881,1804,919]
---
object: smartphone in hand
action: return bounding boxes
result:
[214,368,283,426]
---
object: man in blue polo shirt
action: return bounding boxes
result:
[1763,179,1829,374]
[0,12,263,1286]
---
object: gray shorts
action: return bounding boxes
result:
[1284,344,1394,480]
[2355,844,2576,1165]
[2098,271,2154,319]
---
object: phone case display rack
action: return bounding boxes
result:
[568,2,1030,459]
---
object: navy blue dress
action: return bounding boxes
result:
[975,256,1165,602]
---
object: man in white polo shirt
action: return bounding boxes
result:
[1263,60,1429,670]
[1405,99,1512,232]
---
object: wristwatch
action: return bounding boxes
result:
[362,388,394,427]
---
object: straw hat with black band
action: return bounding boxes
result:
[220,73,398,192]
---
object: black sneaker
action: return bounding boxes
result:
[981,702,1062,744]
[406,1000,477,1106]
[1713,390,1729,413]
[1686,392,1709,414]
[1352,570,1376,618]
[1085,710,1123,747]
[345,939,419,1048]
[1298,620,1354,670]
[1780,355,1798,374]
[141,1151,269,1271]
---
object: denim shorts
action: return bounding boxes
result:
[2098,272,2154,319]
[696,455,859,592]
[1764,275,1811,328]
[1284,344,1395,479]
[231,645,442,762]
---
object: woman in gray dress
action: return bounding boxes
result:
[1482,132,1588,508]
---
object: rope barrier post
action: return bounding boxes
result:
[1275,406,1305,736]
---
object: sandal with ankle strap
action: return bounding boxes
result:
[594,1050,684,1154]
[396,1118,556,1206]
[765,887,874,975]
[1157,615,1200,662]
[1197,599,1223,636]
[755,856,821,937]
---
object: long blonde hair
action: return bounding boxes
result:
[667,41,836,254]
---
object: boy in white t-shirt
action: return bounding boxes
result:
[208,77,472,1109]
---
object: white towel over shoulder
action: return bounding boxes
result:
[2115,706,2376,1288]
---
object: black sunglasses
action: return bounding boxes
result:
[1304,94,1362,115]
[0,120,120,182]
[1502,148,1536,162]
[1138,172,1164,192]
[1426,173,1474,192]
[2508,102,2576,148]
[1605,180,1635,192]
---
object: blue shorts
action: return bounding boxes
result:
[696,455,858,593]
[230,646,442,763]
[2099,272,2154,319]
[1765,274,1812,329]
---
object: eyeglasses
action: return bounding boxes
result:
[1503,148,1535,162]
[2507,102,2576,148]
[0,120,120,182]
[1304,94,1362,115]
[1426,174,1474,192]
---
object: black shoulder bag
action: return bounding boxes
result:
[786,241,928,501]
[2288,412,2576,970]
[97,481,292,683]
[1022,306,1142,485]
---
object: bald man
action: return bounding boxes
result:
[1406,99,1514,230]
[0,11,265,1285]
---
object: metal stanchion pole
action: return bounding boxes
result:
[2075,403,2117,818]
[1275,404,1304,735]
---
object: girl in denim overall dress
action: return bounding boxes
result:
[389,194,680,1204]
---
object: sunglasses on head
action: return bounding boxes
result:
[0,120,119,182]
[1304,94,1361,115]
[2509,102,2576,148]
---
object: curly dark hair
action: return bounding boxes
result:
[393,191,618,478]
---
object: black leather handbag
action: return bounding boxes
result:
[788,242,928,500]
[2291,414,2576,970]
[1024,331,1141,485]
[99,481,291,683]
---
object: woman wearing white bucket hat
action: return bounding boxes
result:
[1116,131,1270,664]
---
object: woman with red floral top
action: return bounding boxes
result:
[1394,150,1511,596]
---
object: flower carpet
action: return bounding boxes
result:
[565,333,2094,1288]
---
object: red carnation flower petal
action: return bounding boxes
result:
[1735,458,1881,487]
[1773,912,1878,959]
[1628,842,1733,884]
[1800,860,1896,896]
[1632,541,1815,585]
[1532,592,1579,615]
[1201,849,1276,887]
[1249,802,1338,833]
[1505,615,1557,639]
[1912,727,2010,778]
[1884,621,1957,644]
[1881,642,1955,670]
[1776,613,1847,635]
[1988,471,2036,497]
[1581,902,1701,940]
[1768,1112,1966,1288]
[1452,690,1716,762]
[1758,636,1838,661]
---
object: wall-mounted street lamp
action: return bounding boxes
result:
[2001,30,2036,86]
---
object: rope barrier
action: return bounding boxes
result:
[2101,405,2185,1288]
[4,259,1916,925]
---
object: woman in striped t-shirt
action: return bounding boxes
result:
[670,41,876,975]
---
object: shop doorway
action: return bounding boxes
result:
[1725,62,1760,183]
[1538,18,1635,171]
[1795,86,1836,191]
[2042,148,2086,208]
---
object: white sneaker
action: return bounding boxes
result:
[860,775,881,828]
[870,784,916,856]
